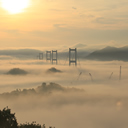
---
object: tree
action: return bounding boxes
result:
[0,107,18,128]
[18,122,41,128]
[0,107,43,128]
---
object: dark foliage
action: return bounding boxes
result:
[0,107,18,128]
[18,122,41,128]
[0,107,43,128]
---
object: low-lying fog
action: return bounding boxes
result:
[0,59,128,128]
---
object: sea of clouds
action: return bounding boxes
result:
[0,58,128,128]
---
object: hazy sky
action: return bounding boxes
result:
[1,1,128,127]
[0,0,128,48]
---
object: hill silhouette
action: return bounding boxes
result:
[0,49,42,60]
[46,67,62,73]
[0,83,84,98]
[6,68,28,75]
[85,46,128,61]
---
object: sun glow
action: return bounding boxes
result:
[1,0,30,14]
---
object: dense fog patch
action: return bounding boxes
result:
[0,60,128,128]
[1,83,128,128]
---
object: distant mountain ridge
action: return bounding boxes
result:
[0,49,43,60]
[85,46,128,61]
[0,48,89,60]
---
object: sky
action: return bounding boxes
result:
[1,1,128,127]
[0,0,128,49]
